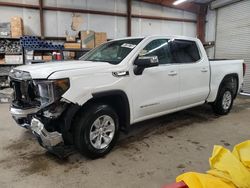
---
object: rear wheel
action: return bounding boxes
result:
[212,87,234,115]
[74,104,119,159]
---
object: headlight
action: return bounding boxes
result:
[34,78,70,106]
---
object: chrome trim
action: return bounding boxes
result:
[31,118,63,148]
[20,123,30,129]
[112,71,129,77]
[10,107,39,119]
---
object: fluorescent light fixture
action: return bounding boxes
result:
[173,0,188,5]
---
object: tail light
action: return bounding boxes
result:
[243,63,246,76]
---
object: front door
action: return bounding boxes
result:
[130,39,179,122]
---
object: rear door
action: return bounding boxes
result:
[171,39,210,107]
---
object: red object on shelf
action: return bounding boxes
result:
[56,52,62,60]
[163,181,189,188]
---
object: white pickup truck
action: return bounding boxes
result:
[9,36,245,158]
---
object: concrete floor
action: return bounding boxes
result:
[0,96,250,188]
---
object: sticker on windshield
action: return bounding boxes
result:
[121,43,136,49]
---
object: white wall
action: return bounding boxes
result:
[131,1,196,37]
[0,0,40,36]
[0,0,199,39]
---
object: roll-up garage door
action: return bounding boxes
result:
[215,0,250,93]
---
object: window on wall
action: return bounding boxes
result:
[139,39,173,64]
[171,40,201,63]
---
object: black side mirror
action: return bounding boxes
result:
[134,56,159,75]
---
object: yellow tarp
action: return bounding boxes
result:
[176,140,250,188]
[176,172,236,188]
[233,141,250,169]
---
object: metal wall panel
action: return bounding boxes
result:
[88,14,116,38]
[215,0,250,93]
[0,6,40,35]
[0,0,197,39]
[44,0,87,9]
[131,1,197,37]
[44,11,88,37]
[43,0,126,38]
[0,0,38,5]
[0,0,40,35]
[43,0,196,38]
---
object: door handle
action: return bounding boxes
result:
[168,71,178,76]
[201,68,208,73]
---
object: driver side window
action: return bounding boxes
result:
[139,39,173,64]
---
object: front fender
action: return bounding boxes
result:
[59,72,125,105]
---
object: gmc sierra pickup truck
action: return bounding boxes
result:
[9,36,245,158]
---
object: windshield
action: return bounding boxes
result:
[80,38,143,64]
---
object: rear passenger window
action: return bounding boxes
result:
[171,40,201,63]
[139,39,173,65]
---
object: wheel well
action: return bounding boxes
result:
[81,90,130,133]
[219,73,239,99]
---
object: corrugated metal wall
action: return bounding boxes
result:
[131,1,196,37]
[0,0,198,39]
[215,0,250,93]
[0,0,40,36]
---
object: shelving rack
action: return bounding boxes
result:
[24,48,90,64]
[0,36,90,88]
[0,37,24,88]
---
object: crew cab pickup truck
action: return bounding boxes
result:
[9,36,245,158]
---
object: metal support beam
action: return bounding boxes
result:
[132,14,197,23]
[39,0,44,37]
[127,0,132,36]
[196,5,207,43]
[0,2,39,9]
[43,6,127,17]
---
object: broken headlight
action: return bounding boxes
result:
[34,78,70,107]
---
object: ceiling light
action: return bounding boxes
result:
[173,0,188,5]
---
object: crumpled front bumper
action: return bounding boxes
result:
[10,107,38,128]
[10,107,64,148]
[10,102,78,158]
[30,118,63,148]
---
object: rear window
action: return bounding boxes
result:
[171,40,201,63]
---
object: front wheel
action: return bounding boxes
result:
[74,104,119,159]
[212,87,234,115]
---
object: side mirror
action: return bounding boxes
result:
[134,56,159,75]
[134,56,159,67]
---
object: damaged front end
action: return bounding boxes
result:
[9,69,78,157]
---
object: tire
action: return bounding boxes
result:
[74,103,119,159]
[212,87,234,115]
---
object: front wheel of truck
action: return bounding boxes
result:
[74,103,119,159]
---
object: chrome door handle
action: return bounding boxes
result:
[201,68,208,72]
[168,71,178,76]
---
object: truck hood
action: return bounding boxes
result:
[15,60,116,79]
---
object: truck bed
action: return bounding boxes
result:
[207,59,244,102]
